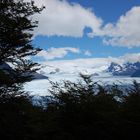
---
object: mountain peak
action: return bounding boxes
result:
[107,61,140,77]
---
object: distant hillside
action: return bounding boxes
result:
[107,62,140,77]
[132,69,140,77]
[31,72,48,80]
[0,62,48,80]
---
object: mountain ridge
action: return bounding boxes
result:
[0,62,48,80]
[107,62,140,77]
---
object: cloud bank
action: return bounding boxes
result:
[103,7,140,48]
[28,0,140,48]
[37,47,80,60]
[33,0,102,37]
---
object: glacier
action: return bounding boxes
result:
[24,58,140,96]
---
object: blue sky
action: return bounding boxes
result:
[69,0,140,22]
[32,0,140,61]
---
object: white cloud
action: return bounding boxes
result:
[107,53,140,65]
[37,47,80,60]
[30,0,102,37]
[39,52,140,72]
[84,50,92,56]
[102,6,140,48]
[26,0,140,48]
[41,58,110,75]
[120,53,140,63]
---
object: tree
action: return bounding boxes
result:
[0,0,44,95]
[47,74,120,139]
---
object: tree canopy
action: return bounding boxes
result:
[0,0,44,93]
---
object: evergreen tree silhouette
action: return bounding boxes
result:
[0,0,44,95]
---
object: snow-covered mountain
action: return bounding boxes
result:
[2,58,140,83]
[107,62,140,77]
[107,62,123,74]
[132,69,140,77]
[38,59,140,78]
[39,58,110,77]
[40,59,140,77]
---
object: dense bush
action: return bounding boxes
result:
[0,75,140,140]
